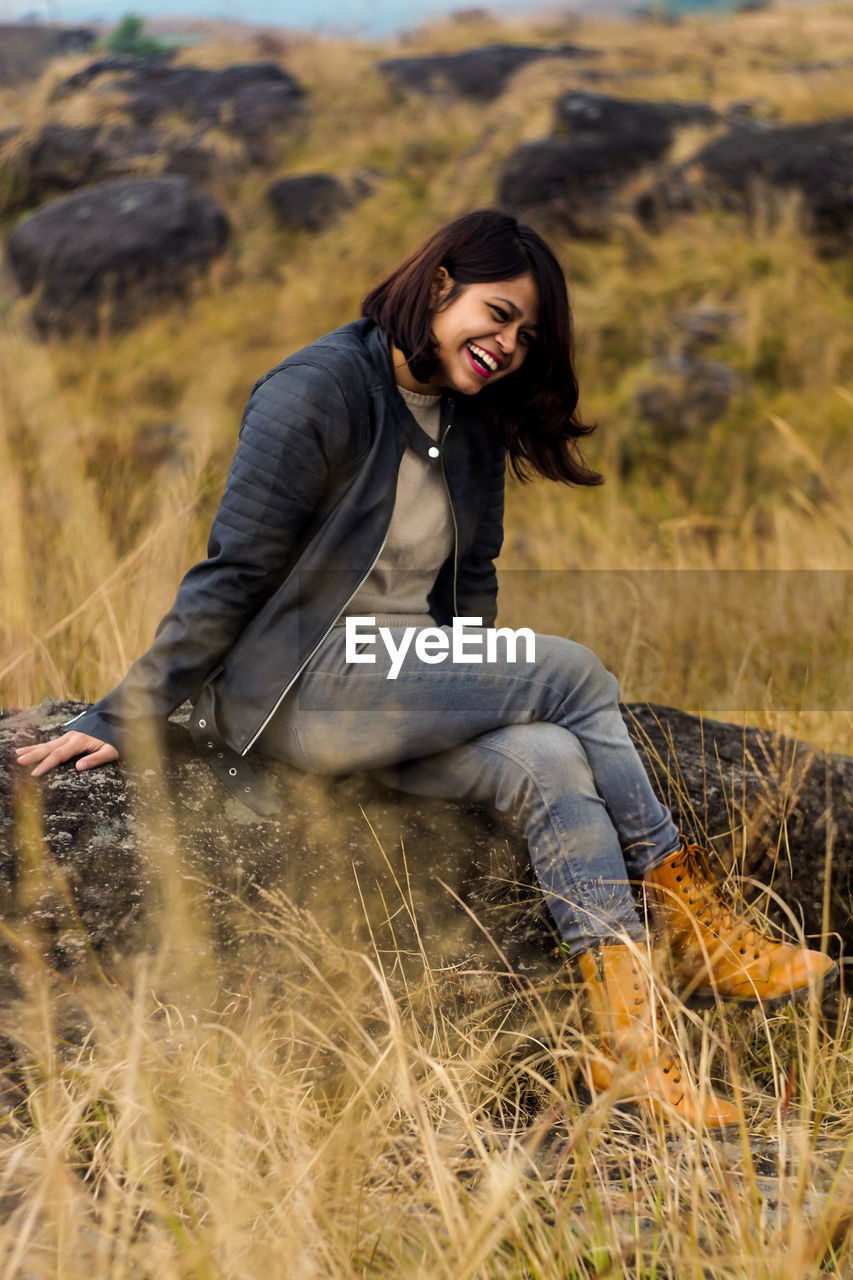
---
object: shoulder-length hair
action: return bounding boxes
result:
[361,209,602,486]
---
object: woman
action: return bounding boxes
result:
[16,209,835,1128]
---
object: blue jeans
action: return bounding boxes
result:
[258,627,680,955]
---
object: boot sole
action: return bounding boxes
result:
[681,960,839,1008]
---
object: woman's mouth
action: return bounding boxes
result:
[465,342,502,379]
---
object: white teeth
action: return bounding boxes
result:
[468,342,499,372]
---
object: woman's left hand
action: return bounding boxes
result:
[15,731,119,777]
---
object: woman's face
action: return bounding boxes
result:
[423,272,540,396]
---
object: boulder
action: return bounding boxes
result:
[498,134,665,234]
[554,90,716,141]
[50,60,305,163]
[689,117,853,248]
[2,699,850,996]
[3,124,121,211]
[5,175,229,336]
[0,24,95,85]
[634,356,744,439]
[267,172,352,232]
[637,117,853,249]
[499,92,716,231]
[377,43,599,102]
[53,59,304,132]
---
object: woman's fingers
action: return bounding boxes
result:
[74,742,120,771]
[14,731,119,777]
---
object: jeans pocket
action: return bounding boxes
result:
[257,722,315,773]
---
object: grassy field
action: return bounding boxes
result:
[1,2,853,1275]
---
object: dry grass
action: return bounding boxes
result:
[1,870,852,1279]
[1,2,853,1274]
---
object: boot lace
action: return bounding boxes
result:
[670,839,771,962]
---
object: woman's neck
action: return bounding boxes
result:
[390,342,442,396]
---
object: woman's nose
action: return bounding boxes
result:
[496,327,516,355]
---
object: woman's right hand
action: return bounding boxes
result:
[15,731,119,777]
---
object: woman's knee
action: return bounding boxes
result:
[481,722,597,812]
[536,635,621,705]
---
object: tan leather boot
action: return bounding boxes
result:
[578,944,740,1129]
[642,839,837,1004]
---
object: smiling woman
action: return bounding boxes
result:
[15,208,835,1132]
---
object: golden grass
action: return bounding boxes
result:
[2,865,852,1279]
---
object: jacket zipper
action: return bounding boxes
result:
[242,523,391,755]
[243,395,458,756]
[439,397,459,617]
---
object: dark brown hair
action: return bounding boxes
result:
[361,209,602,486]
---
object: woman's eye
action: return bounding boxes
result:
[490,305,509,322]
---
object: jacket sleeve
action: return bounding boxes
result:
[64,362,352,751]
[454,445,506,628]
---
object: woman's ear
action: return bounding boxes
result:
[431,265,451,303]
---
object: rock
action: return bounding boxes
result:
[2,699,850,995]
[554,90,716,141]
[0,24,95,85]
[378,43,599,102]
[267,172,352,232]
[635,356,744,439]
[498,135,665,234]
[671,306,735,355]
[499,92,716,232]
[5,175,229,337]
[689,117,853,249]
[54,58,304,128]
[626,705,853,956]
[51,59,305,163]
[638,117,853,249]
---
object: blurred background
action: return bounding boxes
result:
[1,0,851,750]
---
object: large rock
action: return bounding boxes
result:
[0,24,95,85]
[0,124,119,212]
[54,59,304,134]
[0,122,227,215]
[634,355,745,440]
[554,90,716,141]
[499,91,716,232]
[378,43,599,102]
[499,135,666,234]
[637,117,853,249]
[691,117,853,248]
[48,59,306,166]
[267,172,352,232]
[5,175,229,336]
[2,699,850,995]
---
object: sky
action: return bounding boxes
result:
[0,0,737,38]
[0,0,583,34]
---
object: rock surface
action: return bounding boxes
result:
[499,91,716,232]
[637,116,853,249]
[0,59,307,206]
[378,43,599,101]
[267,172,353,232]
[2,700,850,993]
[0,24,95,85]
[5,175,229,336]
[634,356,745,439]
[554,90,716,142]
[52,59,305,139]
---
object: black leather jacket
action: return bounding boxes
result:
[66,319,506,811]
